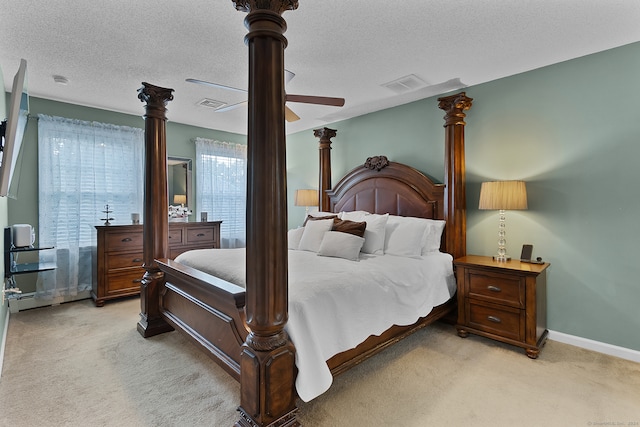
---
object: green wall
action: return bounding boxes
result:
[287,41,640,352]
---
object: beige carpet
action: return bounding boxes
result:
[0,298,638,427]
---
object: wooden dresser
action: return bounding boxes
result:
[454,255,550,358]
[92,221,221,306]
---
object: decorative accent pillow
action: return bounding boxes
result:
[287,227,304,250]
[421,220,446,254]
[384,215,429,258]
[361,213,389,255]
[303,213,338,226]
[317,231,365,261]
[298,218,334,252]
[332,218,367,237]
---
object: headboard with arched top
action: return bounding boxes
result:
[327,157,445,220]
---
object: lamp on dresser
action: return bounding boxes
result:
[294,189,318,215]
[479,180,528,261]
[173,194,187,207]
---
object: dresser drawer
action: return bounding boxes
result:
[468,271,524,308]
[467,301,524,342]
[186,227,216,244]
[105,231,144,252]
[168,228,183,246]
[106,269,144,294]
[107,252,144,270]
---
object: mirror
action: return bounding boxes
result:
[168,156,192,210]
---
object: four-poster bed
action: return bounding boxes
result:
[136,2,472,426]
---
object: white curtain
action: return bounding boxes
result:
[37,114,144,298]
[195,137,247,248]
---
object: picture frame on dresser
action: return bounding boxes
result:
[92,221,221,306]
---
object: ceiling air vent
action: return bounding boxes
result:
[197,98,226,109]
[382,74,428,94]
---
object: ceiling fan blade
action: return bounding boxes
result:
[215,100,248,112]
[186,78,247,94]
[286,94,345,107]
[285,106,300,122]
[285,69,295,84]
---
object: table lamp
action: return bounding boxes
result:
[479,180,528,261]
[294,189,318,215]
[173,194,187,207]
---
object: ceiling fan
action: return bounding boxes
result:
[186,70,345,122]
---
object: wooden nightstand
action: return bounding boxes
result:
[454,255,550,358]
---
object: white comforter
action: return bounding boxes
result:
[175,248,456,401]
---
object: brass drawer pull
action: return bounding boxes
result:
[487,285,502,292]
[132,258,142,263]
[487,315,502,323]
[121,237,132,242]
[197,233,206,237]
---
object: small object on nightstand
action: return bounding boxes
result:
[520,244,533,261]
[101,204,114,225]
[454,255,550,359]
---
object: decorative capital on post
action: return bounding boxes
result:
[138,82,174,106]
[232,0,298,14]
[138,82,174,120]
[313,127,337,141]
[314,127,337,150]
[438,92,473,127]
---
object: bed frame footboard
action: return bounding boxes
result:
[157,259,248,380]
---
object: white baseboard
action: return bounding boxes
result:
[0,308,9,379]
[548,330,640,363]
[7,290,92,313]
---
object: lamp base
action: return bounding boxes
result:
[492,255,511,262]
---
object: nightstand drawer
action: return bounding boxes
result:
[468,271,524,308]
[467,301,524,342]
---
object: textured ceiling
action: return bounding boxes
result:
[1,0,639,135]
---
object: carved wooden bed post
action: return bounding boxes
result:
[136,82,175,338]
[438,92,473,260]
[314,127,336,211]
[232,1,299,426]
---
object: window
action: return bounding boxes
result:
[37,114,144,297]
[195,137,247,248]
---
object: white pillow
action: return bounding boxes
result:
[287,227,304,250]
[384,215,429,258]
[339,210,370,222]
[298,218,334,252]
[361,213,389,255]
[421,220,446,254]
[317,231,365,261]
